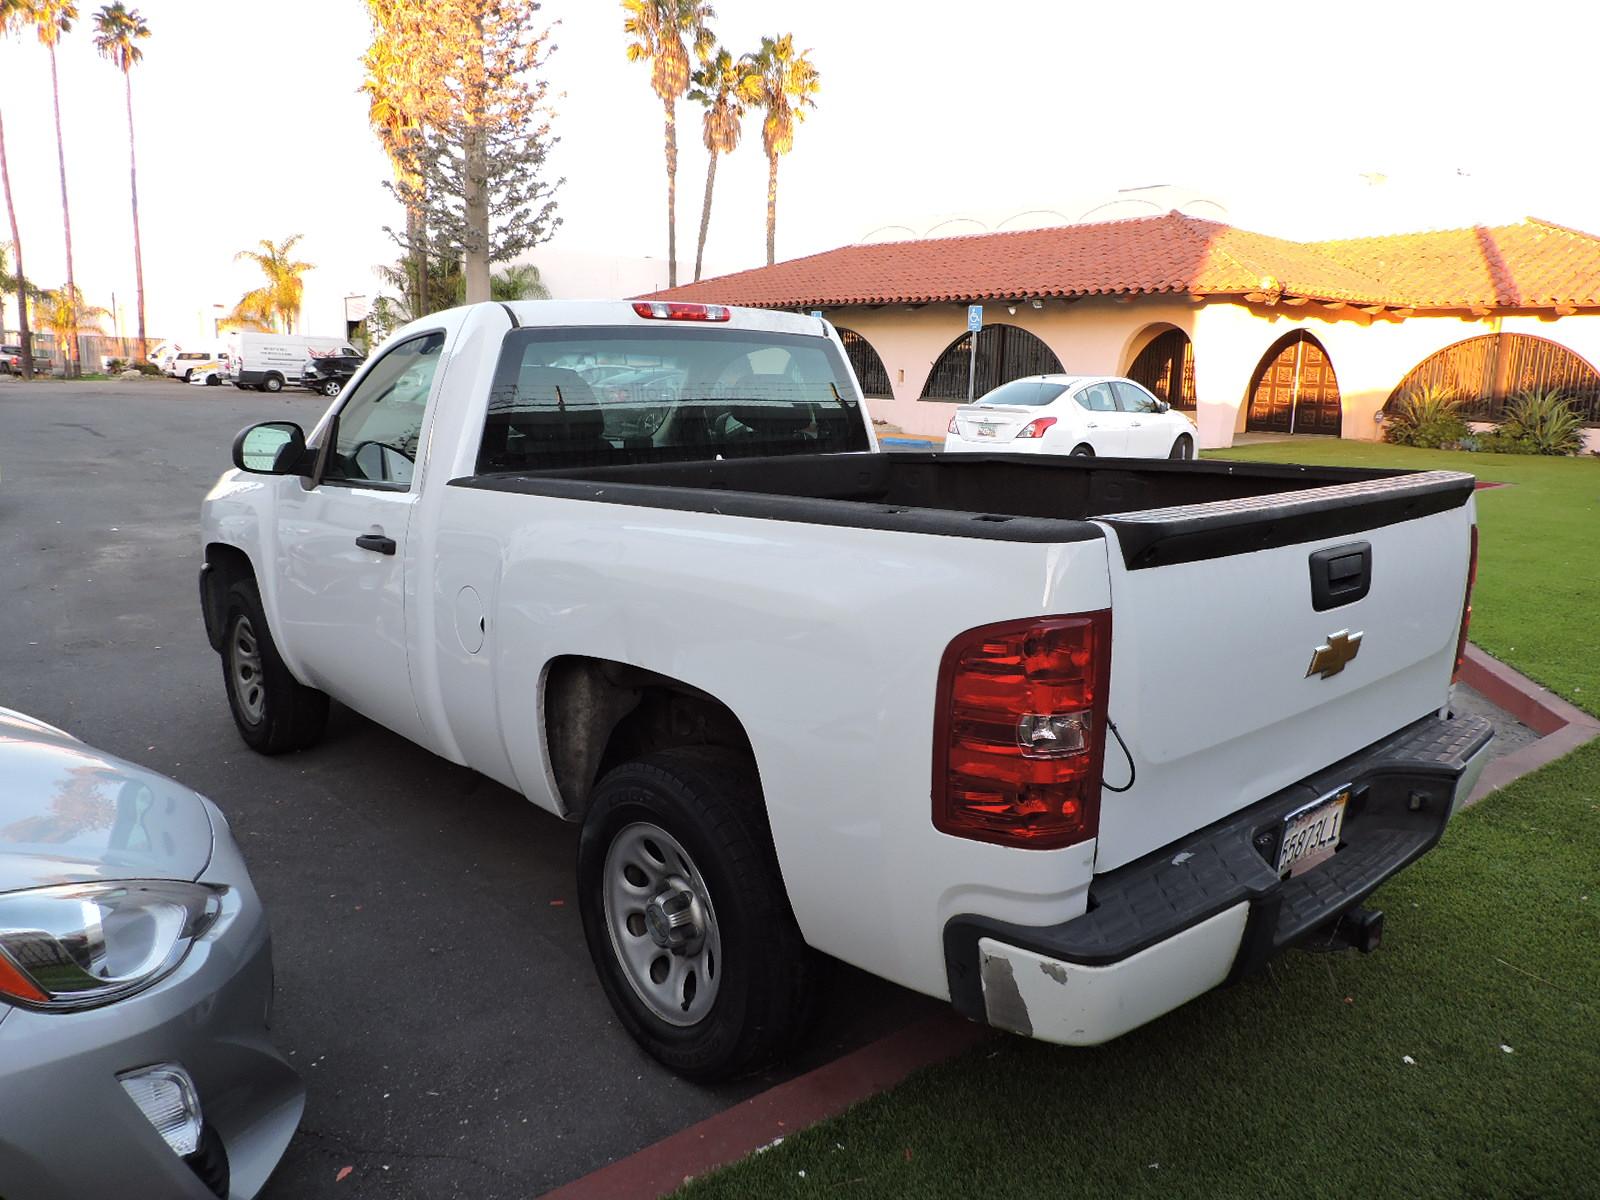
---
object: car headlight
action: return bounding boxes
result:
[0,881,224,1010]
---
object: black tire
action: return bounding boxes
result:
[577,748,818,1081]
[1070,443,1095,457]
[205,375,220,387]
[262,373,284,393]
[220,579,328,755]
[1169,434,1195,460]
[182,369,194,382]
[321,379,341,397]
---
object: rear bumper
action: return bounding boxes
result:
[944,712,1494,1045]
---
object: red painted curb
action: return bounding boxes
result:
[1459,644,1600,805]
[540,1012,990,1200]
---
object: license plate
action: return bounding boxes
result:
[976,424,996,437]
[1275,786,1350,877]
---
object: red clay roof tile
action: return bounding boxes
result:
[646,212,1600,312]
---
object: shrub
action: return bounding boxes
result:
[1382,384,1469,448]
[104,357,125,373]
[1492,389,1586,456]
[133,361,161,376]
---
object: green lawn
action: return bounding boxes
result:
[676,739,1600,1200]
[675,438,1600,1200]
[1208,439,1600,718]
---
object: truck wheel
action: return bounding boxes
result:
[577,749,818,1081]
[183,369,194,382]
[1169,434,1194,460]
[262,373,284,393]
[221,579,328,755]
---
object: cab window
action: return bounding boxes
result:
[321,332,445,489]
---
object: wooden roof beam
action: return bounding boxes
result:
[1282,296,1311,306]
[1321,300,1347,311]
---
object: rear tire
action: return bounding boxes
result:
[577,748,818,1081]
[1070,444,1095,457]
[221,579,328,755]
[321,379,341,397]
[262,373,284,394]
[182,369,194,382]
[1169,434,1194,460]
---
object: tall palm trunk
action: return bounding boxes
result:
[47,46,78,376]
[693,150,717,283]
[122,71,146,364]
[765,152,778,267]
[663,98,678,287]
[0,110,34,379]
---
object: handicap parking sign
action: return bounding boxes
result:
[967,305,983,332]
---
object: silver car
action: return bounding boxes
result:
[0,707,301,1199]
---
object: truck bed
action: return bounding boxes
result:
[452,451,1475,561]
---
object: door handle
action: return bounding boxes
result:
[1086,422,1098,428]
[355,533,396,555]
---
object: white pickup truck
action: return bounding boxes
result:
[199,300,1490,1079]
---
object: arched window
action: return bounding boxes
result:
[1127,327,1196,409]
[1246,331,1341,435]
[919,324,1064,401]
[835,328,893,399]
[1387,333,1600,425]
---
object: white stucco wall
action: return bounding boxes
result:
[827,299,1600,451]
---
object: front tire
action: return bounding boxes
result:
[221,580,328,754]
[182,369,194,382]
[1169,434,1195,460]
[321,379,341,397]
[577,749,818,1081]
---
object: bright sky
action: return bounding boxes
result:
[4,0,1599,342]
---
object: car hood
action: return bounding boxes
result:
[0,707,216,892]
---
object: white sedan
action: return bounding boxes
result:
[943,375,1198,459]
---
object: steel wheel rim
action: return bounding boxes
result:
[229,617,266,725]
[603,821,722,1027]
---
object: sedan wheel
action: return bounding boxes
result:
[1169,434,1195,461]
[322,379,341,397]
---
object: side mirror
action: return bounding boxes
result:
[1155,400,1171,414]
[232,421,309,475]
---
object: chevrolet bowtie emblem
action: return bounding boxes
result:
[1306,629,1363,679]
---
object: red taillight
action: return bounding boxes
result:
[933,613,1112,849]
[1015,417,1057,439]
[1453,524,1479,680]
[947,414,959,434]
[631,301,731,322]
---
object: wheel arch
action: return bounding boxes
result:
[542,655,759,822]
[200,542,259,652]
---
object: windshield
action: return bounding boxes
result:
[975,379,1068,407]
[478,326,869,473]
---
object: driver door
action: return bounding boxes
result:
[271,331,447,744]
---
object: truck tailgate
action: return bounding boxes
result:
[1088,470,1476,872]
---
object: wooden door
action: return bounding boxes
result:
[1246,333,1342,435]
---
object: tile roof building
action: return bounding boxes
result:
[646,213,1600,449]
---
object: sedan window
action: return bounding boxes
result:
[1114,381,1161,414]
[976,379,1043,407]
[1075,382,1116,412]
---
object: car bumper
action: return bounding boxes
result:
[0,803,303,1199]
[944,712,1494,1045]
[942,435,1052,454]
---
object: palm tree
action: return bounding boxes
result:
[490,263,549,301]
[92,3,149,364]
[739,35,819,267]
[622,0,714,289]
[234,235,313,333]
[687,45,747,283]
[39,284,107,361]
[362,2,432,317]
[1,1,35,377]
[33,0,80,375]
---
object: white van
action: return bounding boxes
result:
[226,332,360,392]
[168,347,228,381]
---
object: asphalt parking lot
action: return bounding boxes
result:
[0,379,934,1198]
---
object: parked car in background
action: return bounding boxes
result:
[945,375,1200,459]
[168,349,227,383]
[299,351,365,397]
[147,342,171,366]
[0,344,25,374]
[202,299,1488,1081]
[224,332,359,393]
[185,356,232,388]
[0,706,302,1199]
